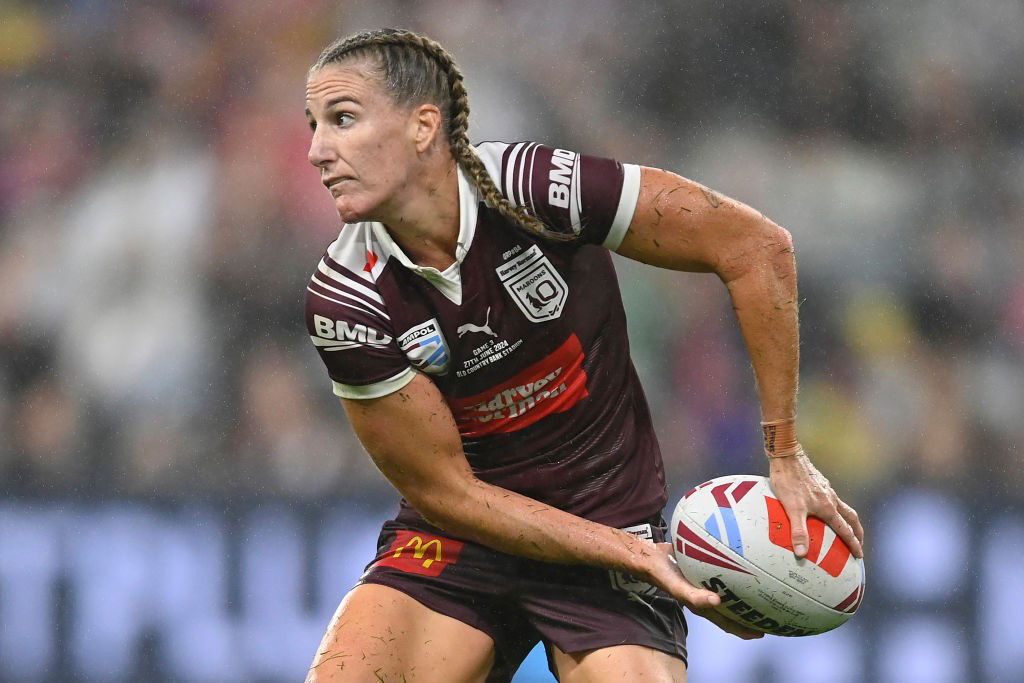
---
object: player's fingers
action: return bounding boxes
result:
[827,506,863,559]
[672,579,722,610]
[651,543,722,608]
[837,499,865,550]
[692,606,764,640]
[785,506,810,558]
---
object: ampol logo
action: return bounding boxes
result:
[398,318,450,375]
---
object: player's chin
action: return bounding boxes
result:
[334,199,371,225]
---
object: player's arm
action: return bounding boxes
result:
[616,166,865,559]
[340,371,758,638]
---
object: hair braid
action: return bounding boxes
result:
[312,29,569,241]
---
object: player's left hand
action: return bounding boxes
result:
[768,452,865,560]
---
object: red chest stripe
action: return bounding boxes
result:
[449,334,589,437]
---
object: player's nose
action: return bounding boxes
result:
[307,128,334,169]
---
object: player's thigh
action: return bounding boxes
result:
[550,643,686,683]
[306,583,496,683]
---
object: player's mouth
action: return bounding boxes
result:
[324,176,354,194]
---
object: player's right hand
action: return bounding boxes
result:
[769,452,865,560]
[689,604,765,640]
[650,543,764,640]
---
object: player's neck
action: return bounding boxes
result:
[378,159,460,271]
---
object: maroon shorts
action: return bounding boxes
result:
[358,516,687,682]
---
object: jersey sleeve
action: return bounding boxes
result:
[475,141,641,249]
[305,254,414,399]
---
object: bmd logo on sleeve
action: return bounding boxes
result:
[546,148,583,236]
[398,318,450,375]
[310,314,392,350]
[495,244,568,323]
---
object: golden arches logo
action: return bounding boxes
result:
[392,536,443,568]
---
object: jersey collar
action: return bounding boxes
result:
[370,164,478,305]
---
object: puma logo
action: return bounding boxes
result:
[457,307,497,338]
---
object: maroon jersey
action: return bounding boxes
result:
[305,142,664,528]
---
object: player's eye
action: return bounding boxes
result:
[307,119,317,132]
[335,112,354,127]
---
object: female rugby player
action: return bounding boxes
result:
[302,29,864,683]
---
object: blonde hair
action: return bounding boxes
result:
[312,29,568,241]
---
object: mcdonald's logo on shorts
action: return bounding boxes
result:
[373,530,465,577]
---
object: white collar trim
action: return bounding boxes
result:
[370,165,478,305]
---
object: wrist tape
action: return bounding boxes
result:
[761,417,802,458]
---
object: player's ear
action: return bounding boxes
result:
[410,103,443,153]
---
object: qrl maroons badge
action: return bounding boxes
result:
[495,245,568,323]
[398,318,450,375]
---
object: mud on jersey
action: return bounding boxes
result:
[305,142,666,528]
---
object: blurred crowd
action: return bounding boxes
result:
[1,0,1022,507]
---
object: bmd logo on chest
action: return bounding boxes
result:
[496,245,568,323]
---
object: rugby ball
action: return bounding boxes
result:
[671,475,865,636]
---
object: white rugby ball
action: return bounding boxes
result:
[671,474,865,636]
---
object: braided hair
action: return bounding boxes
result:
[310,28,568,241]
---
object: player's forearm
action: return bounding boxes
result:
[720,224,799,422]
[417,478,656,576]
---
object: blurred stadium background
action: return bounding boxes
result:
[1,1,1022,681]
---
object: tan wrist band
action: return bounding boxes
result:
[761,417,802,458]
